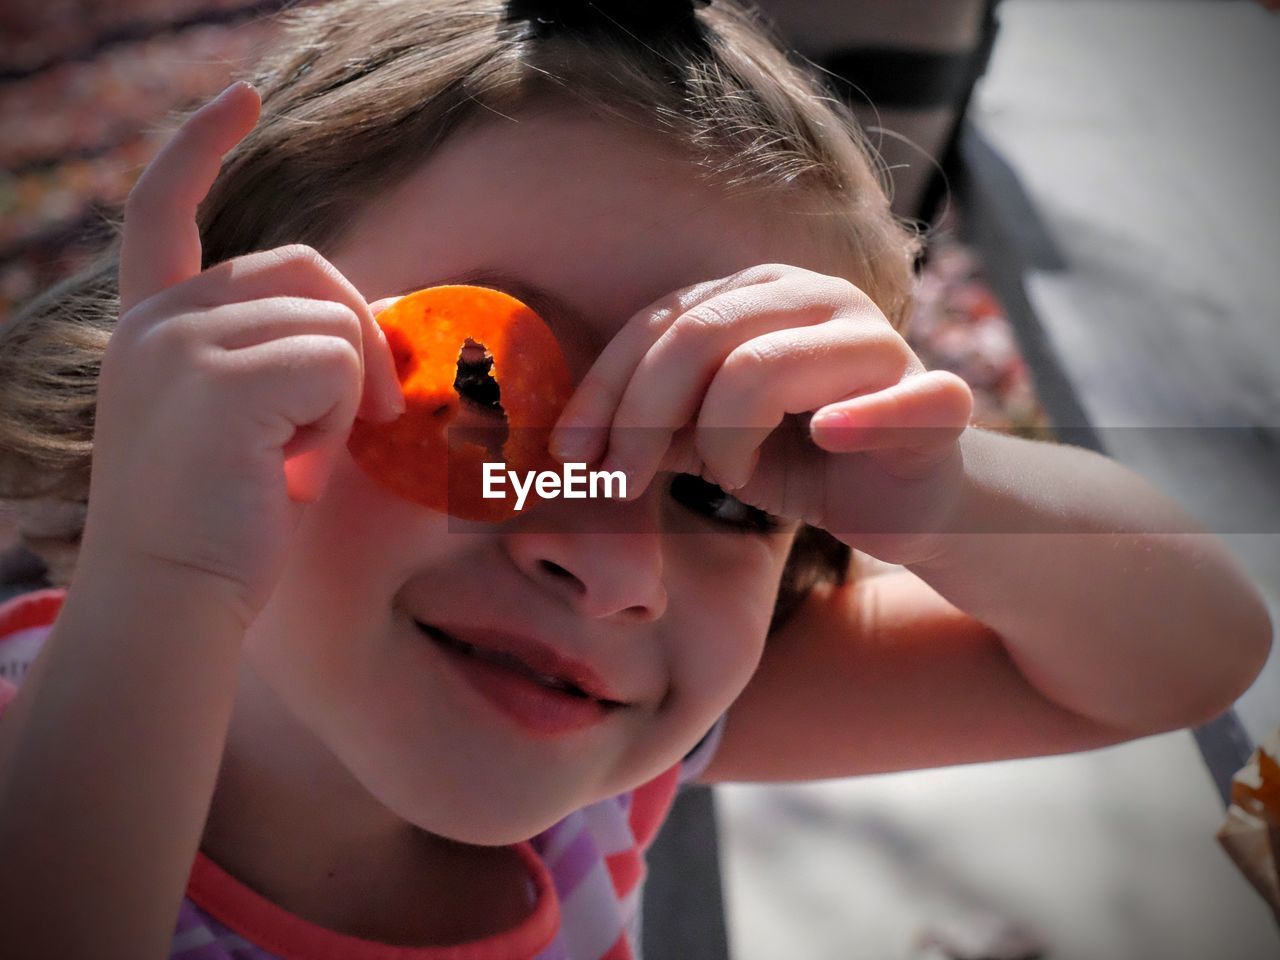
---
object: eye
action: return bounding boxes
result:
[668,473,782,535]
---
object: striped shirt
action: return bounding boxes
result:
[0,588,724,960]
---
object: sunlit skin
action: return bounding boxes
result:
[199,106,867,931]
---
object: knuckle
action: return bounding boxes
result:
[114,293,162,334]
[673,300,736,337]
[263,295,336,324]
[858,329,910,369]
[139,309,200,357]
[274,244,356,299]
[273,244,343,284]
[723,338,778,377]
[310,297,361,327]
[704,349,774,418]
[305,336,363,383]
[826,276,876,314]
[641,302,679,335]
[276,241,321,262]
[827,274,870,305]
[735,262,790,285]
[274,243,326,270]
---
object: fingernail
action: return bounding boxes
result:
[374,326,405,416]
[619,472,642,500]
[214,79,252,103]
[809,410,848,431]
[723,465,750,492]
[386,384,406,418]
[384,360,406,413]
[383,376,406,418]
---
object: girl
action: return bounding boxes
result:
[0,0,1270,957]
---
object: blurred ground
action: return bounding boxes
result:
[721,731,1274,960]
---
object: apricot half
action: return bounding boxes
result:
[348,285,573,521]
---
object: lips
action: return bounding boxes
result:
[414,621,627,708]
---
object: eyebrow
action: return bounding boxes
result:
[392,269,601,357]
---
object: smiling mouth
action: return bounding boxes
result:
[415,622,626,709]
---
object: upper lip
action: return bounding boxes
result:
[416,621,629,706]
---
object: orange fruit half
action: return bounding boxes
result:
[348,285,573,521]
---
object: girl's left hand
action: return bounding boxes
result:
[548,264,974,566]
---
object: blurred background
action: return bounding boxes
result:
[1,1,1277,958]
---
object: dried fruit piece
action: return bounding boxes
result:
[348,285,573,521]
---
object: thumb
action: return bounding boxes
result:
[119,81,261,313]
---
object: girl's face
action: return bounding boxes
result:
[240,109,847,844]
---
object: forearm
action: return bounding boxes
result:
[0,560,247,957]
[907,429,1273,733]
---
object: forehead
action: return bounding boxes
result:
[328,109,848,374]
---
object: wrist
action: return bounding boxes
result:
[901,427,998,576]
[66,537,259,639]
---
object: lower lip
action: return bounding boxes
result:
[423,628,613,737]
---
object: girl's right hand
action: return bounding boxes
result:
[86,81,404,625]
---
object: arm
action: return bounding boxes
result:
[540,263,1270,781]
[701,568,1132,783]
[0,82,399,955]
[906,429,1272,733]
[701,430,1272,784]
[0,564,247,956]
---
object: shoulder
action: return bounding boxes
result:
[0,588,65,713]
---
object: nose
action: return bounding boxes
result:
[502,493,668,622]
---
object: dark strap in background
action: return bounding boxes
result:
[643,786,732,960]
[817,0,1003,226]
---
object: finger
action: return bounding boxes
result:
[147,246,404,422]
[809,370,973,475]
[363,297,407,419]
[201,247,402,422]
[120,81,260,314]
[687,320,911,491]
[176,297,363,353]
[598,277,852,496]
[594,272,882,496]
[657,424,706,478]
[220,334,364,502]
[549,266,789,464]
[695,325,905,491]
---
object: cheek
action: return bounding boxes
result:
[284,454,483,608]
[668,543,786,708]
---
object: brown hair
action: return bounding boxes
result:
[0,0,918,623]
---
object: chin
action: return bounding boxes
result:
[437,817,551,847]
[404,799,571,847]
[370,771,582,846]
